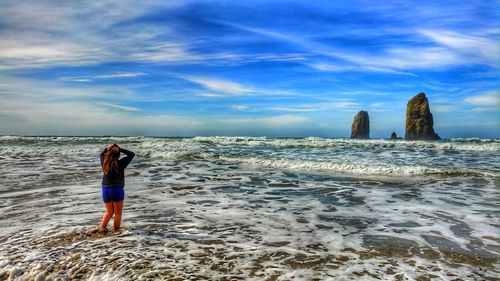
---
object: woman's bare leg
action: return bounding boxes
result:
[100,202,114,230]
[113,201,124,231]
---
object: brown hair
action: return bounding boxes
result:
[102,148,119,175]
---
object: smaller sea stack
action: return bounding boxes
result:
[351,110,370,139]
[405,92,440,140]
[390,132,397,139]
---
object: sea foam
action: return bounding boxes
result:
[0,136,498,280]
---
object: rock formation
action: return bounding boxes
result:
[405,93,440,140]
[351,110,370,139]
[390,132,397,139]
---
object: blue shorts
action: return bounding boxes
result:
[102,186,125,203]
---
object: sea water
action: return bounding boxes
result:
[0,136,498,280]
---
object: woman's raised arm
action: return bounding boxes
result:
[118,148,135,168]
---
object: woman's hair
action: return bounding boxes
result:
[102,147,119,175]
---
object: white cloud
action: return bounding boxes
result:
[464,91,500,106]
[470,107,498,112]
[420,29,499,67]
[308,62,417,76]
[264,115,309,127]
[195,92,227,98]
[268,101,361,112]
[1,2,497,73]
[0,76,138,100]
[432,104,459,113]
[0,39,103,70]
[0,75,303,135]
[0,98,204,136]
[83,72,146,79]
[332,46,465,70]
[0,1,197,70]
[220,21,498,72]
[180,76,254,95]
[0,2,309,70]
[231,105,248,111]
[128,43,202,63]
[223,115,309,128]
[368,102,393,112]
[369,102,384,108]
[98,102,143,112]
[60,72,146,82]
[332,29,499,70]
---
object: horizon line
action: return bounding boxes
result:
[1,134,498,140]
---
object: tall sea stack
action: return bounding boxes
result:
[405,92,440,140]
[351,110,370,139]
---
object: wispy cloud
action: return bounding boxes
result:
[180,75,254,95]
[0,2,308,70]
[432,104,460,113]
[420,29,498,67]
[60,72,146,82]
[0,99,205,136]
[178,75,296,98]
[263,115,309,127]
[98,102,143,112]
[308,62,417,76]
[218,20,498,73]
[0,1,197,70]
[231,105,248,111]
[0,1,498,137]
[0,76,138,100]
[223,115,309,128]
[128,43,202,63]
[464,91,500,106]
[368,102,394,112]
[332,46,463,70]
[267,101,361,112]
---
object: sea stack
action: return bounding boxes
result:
[405,92,441,140]
[351,110,370,139]
[390,132,397,139]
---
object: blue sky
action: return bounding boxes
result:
[0,0,498,138]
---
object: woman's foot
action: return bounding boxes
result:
[98,226,108,234]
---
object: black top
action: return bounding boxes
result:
[100,147,135,187]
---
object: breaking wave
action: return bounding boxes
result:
[222,156,496,177]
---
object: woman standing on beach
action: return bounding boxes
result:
[99,144,135,232]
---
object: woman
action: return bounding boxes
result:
[99,144,135,232]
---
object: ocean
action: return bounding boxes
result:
[0,136,498,280]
